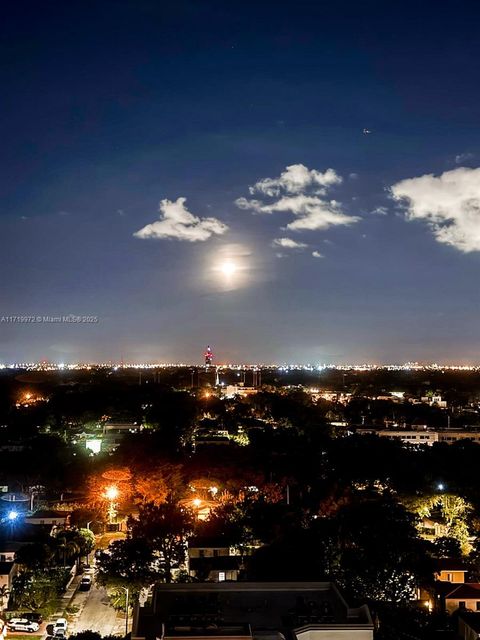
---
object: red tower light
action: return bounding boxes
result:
[204,346,214,366]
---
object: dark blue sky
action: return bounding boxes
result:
[2,0,480,364]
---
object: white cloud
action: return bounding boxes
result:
[371,206,388,216]
[236,164,359,235]
[391,167,480,253]
[134,197,228,242]
[249,164,341,196]
[312,250,323,258]
[272,237,308,249]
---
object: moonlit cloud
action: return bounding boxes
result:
[391,167,480,253]
[236,164,359,235]
[249,164,341,196]
[134,197,228,242]
[312,250,323,258]
[272,237,307,249]
[371,206,389,216]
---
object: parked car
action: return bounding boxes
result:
[17,612,43,624]
[53,618,68,634]
[79,575,92,591]
[7,618,40,633]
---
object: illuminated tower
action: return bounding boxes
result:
[204,345,213,367]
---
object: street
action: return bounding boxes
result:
[69,582,129,637]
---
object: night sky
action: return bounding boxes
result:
[2,0,480,365]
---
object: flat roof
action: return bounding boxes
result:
[136,582,372,640]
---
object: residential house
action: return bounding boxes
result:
[188,536,250,582]
[445,584,480,614]
[24,509,70,527]
[0,561,18,593]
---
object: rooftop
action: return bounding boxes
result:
[26,509,70,519]
[445,583,480,599]
[136,582,372,640]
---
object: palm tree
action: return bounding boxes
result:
[0,585,10,610]
[56,537,81,567]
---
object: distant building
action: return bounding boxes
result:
[0,541,22,563]
[132,582,374,640]
[0,561,18,593]
[434,559,468,584]
[223,385,258,399]
[419,518,448,542]
[188,536,258,582]
[356,427,480,446]
[102,421,142,452]
[420,395,448,408]
[25,509,70,527]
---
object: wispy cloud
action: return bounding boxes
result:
[134,197,228,242]
[371,206,389,216]
[312,250,323,258]
[455,152,474,165]
[236,164,359,234]
[391,166,480,253]
[272,237,308,249]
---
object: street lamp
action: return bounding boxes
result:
[118,586,130,636]
[104,485,119,524]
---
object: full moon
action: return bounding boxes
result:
[219,261,237,277]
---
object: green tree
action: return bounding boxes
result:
[337,498,433,601]
[128,499,194,582]
[15,542,56,570]
[11,568,70,611]
[96,537,158,607]
[56,528,95,560]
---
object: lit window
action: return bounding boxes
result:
[218,572,226,582]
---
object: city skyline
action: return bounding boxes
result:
[2,1,480,364]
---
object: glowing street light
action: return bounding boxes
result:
[105,485,119,501]
[104,485,120,523]
[7,511,18,521]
